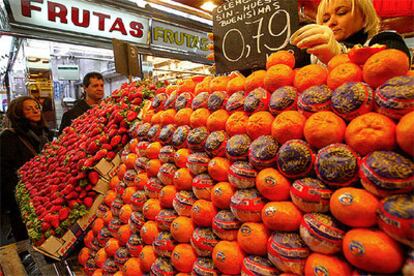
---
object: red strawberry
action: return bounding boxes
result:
[110,135,122,147]
[50,215,60,228]
[88,171,100,185]
[68,200,78,209]
[121,134,129,145]
[106,151,116,160]
[94,149,107,161]
[51,198,64,205]
[83,197,94,208]
[65,191,78,200]
[84,184,92,191]
[79,190,87,199]
[41,222,51,231]
[58,207,70,221]
[101,144,112,151]
[126,111,137,122]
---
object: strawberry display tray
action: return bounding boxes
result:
[32,177,109,261]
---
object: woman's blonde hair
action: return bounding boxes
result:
[316,0,381,39]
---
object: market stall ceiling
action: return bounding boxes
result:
[170,0,413,37]
[172,0,222,12]
[24,39,208,79]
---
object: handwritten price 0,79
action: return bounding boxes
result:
[221,9,291,62]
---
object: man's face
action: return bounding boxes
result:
[85,77,104,101]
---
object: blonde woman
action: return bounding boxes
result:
[290,0,411,64]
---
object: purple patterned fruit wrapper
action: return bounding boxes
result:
[164,91,178,109]
[249,135,279,169]
[226,91,245,113]
[151,257,175,275]
[192,92,210,110]
[361,151,414,190]
[175,92,193,110]
[332,82,373,120]
[298,84,332,113]
[159,124,176,145]
[315,143,360,187]
[226,134,252,160]
[375,75,414,119]
[242,255,280,275]
[208,91,228,111]
[147,124,161,141]
[172,125,191,148]
[187,127,209,152]
[244,87,268,113]
[152,93,168,111]
[205,130,228,157]
[277,139,314,179]
[159,145,176,163]
[269,86,298,116]
[137,122,151,141]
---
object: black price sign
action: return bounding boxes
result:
[213,0,299,74]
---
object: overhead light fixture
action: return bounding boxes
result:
[200,1,217,12]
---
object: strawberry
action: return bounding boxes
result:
[93,149,108,161]
[50,205,62,213]
[110,135,122,147]
[88,171,100,185]
[65,191,78,200]
[68,200,78,209]
[83,197,93,208]
[84,184,92,191]
[126,110,137,122]
[79,190,87,199]
[41,222,51,232]
[106,151,116,160]
[121,134,129,145]
[51,198,64,205]
[87,141,100,155]
[50,215,60,228]
[58,207,70,221]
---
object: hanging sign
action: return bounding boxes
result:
[6,0,150,45]
[213,0,300,74]
[112,39,143,78]
[151,20,210,57]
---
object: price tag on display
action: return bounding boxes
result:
[213,0,300,74]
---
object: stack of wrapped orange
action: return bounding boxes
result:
[78,47,413,276]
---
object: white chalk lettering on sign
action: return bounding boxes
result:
[217,0,279,27]
[220,3,291,62]
[213,0,298,74]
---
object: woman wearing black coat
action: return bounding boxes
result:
[0,96,51,243]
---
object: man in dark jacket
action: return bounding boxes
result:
[58,72,104,135]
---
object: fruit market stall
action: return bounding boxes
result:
[68,46,414,275]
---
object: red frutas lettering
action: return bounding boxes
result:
[48,1,68,23]
[71,7,89,28]
[21,0,43,17]
[109,17,127,35]
[92,11,110,31]
[129,21,144,38]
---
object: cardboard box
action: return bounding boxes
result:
[77,194,104,231]
[32,193,107,260]
[31,159,119,261]
[94,154,121,180]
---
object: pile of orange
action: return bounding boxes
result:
[79,47,412,276]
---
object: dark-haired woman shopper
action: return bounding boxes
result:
[0,96,51,243]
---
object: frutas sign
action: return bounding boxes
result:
[152,20,209,57]
[7,0,150,45]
